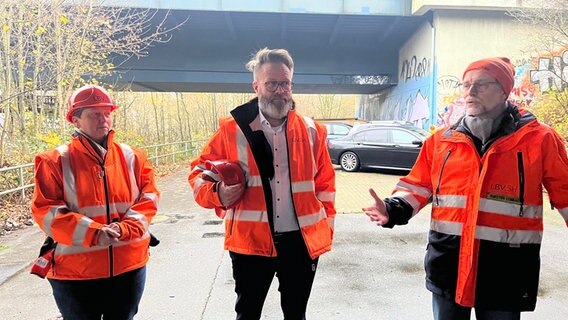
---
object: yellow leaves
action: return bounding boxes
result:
[2,25,9,32]
[35,27,46,35]
[60,15,68,24]
[529,88,568,140]
[40,131,64,148]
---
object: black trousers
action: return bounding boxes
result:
[229,231,319,320]
[432,293,521,320]
[48,266,146,320]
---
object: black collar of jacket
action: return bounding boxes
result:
[229,98,275,180]
[230,98,276,232]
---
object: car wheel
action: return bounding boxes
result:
[340,151,360,172]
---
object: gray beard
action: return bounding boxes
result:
[462,108,507,144]
[258,98,292,120]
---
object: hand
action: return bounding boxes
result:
[108,222,121,238]
[362,188,390,226]
[218,181,245,207]
[97,226,120,246]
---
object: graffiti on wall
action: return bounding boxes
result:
[330,74,391,85]
[510,61,537,107]
[381,76,431,129]
[383,90,430,128]
[530,50,568,92]
[436,75,463,126]
[400,56,430,83]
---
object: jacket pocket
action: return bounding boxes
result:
[475,240,540,311]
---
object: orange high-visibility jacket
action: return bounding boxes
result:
[31,130,160,280]
[189,99,336,259]
[385,107,568,310]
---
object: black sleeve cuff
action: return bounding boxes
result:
[382,197,413,229]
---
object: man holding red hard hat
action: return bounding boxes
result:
[189,47,336,320]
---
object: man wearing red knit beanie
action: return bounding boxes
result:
[363,57,568,320]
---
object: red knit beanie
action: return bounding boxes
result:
[462,57,515,97]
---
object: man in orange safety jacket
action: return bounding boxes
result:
[363,57,568,320]
[189,48,336,320]
[31,85,160,319]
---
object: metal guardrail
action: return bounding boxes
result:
[143,139,207,166]
[0,139,207,202]
[0,163,35,200]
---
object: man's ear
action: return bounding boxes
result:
[72,116,80,127]
[252,81,259,94]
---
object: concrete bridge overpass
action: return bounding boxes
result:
[100,1,538,129]
[106,1,429,94]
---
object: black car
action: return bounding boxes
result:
[327,121,430,172]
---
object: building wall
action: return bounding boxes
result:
[358,20,434,128]
[360,7,568,129]
[433,9,551,126]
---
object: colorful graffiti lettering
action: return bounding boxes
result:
[530,50,568,92]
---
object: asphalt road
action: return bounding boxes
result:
[0,167,567,319]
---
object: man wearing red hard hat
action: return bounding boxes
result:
[31,84,160,319]
[364,57,568,320]
[189,48,336,320]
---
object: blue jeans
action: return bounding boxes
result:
[432,293,521,320]
[48,266,146,320]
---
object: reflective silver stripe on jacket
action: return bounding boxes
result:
[57,145,78,212]
[475,226,542,244]
[302,116,318,176]
[55,235,150,255]
[298,208,327,228]
[317,191,335,202]
[120,144,140,200]
[228,209,268,222]
[430,219,543,244]
[432,195,467,208]
[479,198,542,219]
[395,180,432,199]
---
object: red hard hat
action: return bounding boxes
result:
[202,160,246,208]
[66,85,118,123]
[202,160,246,185]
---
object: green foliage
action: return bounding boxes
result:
[528,87,568,140]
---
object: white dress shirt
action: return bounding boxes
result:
[258,109,299,233]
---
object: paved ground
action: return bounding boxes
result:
[0,167,567,319]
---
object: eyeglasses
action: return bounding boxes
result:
[459,81,500,93]
[264,81,294,92]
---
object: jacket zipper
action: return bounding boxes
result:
[101,165,114,277]
[435,150,452,206]
[229,208,235,235]
[51,243,57,276]
[517,152,525,216]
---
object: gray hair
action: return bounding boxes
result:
[246,47,294,80]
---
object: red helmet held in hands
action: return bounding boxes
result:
[202,160,246,208]
[66,85,118,123]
